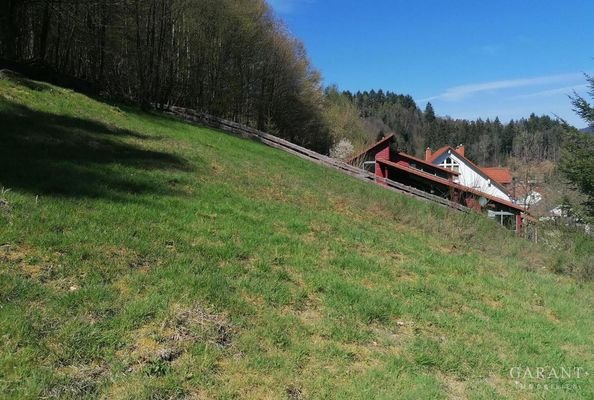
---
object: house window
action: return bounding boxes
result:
[440,157,459,172]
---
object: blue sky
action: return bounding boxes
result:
[268,0,594,127]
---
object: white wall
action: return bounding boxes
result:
[432,151,511,201]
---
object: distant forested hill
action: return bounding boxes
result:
[325,88,575,166]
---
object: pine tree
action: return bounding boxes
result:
[424,102,436,122]
[561,74,594,215]
[571,74,594,127]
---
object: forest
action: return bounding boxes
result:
[0,0,332,152]
[0,0,584,170]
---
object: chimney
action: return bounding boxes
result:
[456,144,465,157]
[425,147,432,161]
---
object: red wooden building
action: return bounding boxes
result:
[348,135,529,231]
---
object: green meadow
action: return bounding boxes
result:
[0,74,592,399]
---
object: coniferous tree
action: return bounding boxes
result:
[424,102,436,123]
[560,75,594,215]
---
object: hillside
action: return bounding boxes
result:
[0,74,592,399]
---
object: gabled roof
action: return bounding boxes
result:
[347,134,395,164]
[427,146,511,196]
[481,167,513,185]
[427,146,451,163]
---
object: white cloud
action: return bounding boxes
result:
[510,84,588,100]
[422,72,584,102]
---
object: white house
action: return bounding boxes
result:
[516,191,543,207]
[425,145,513,202]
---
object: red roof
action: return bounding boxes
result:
[427,146,450,163]
[481,167,513,185]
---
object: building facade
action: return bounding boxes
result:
[426,145,513,202]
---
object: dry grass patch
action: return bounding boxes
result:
[482,296,504,310]
[372,321,416,352]
[437,372,468,399]
[44,362,109,399]
[0,243,32,264]
[484,374,513,399]
[118,304,234,376]
[0,244,65,285]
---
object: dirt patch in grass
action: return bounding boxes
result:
[363,202,400,224]
[372,321,415,352]
[482,296,503,310]
[544,308,561,323]
[0,244,63,283]
[210,160,226,175]
[167,304,234,349]
[44,362,109,399]
[128,254,159,271]
[437,372,467,399]
[260,185,293,205]
[393,269,417,283]
[285,384,305,400]
[118,304,234,375]
[561,343,592,359]
[303,222,334,244]
[101,246,160,274]
[297,308,324,327]
[104,245,136,259]
[330,197,358,220]
[485,374,511,398]
[0,243,32,264]
[19,262,45,279]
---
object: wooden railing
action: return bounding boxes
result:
[162,105,470,213]
[378,177,470,212]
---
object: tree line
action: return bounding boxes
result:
[0,0,332,152]
[326,88,571,166]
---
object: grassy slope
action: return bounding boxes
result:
[0,75,592,399]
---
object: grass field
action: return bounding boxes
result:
[0,73,592,399]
